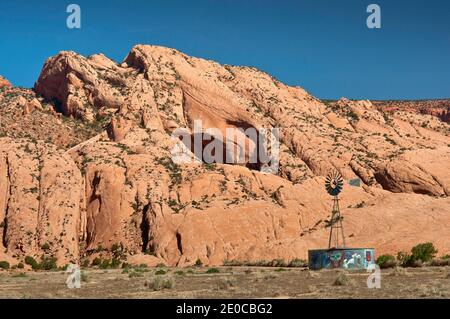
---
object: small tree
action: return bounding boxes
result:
[411,242,437,263]
[398,243,438,267]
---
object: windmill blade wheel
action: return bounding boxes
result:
[325,171,344,196]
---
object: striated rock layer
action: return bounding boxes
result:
[0,46,449,267]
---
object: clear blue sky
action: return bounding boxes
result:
[0,0,449,100]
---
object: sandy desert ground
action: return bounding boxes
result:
[0,266,449,299]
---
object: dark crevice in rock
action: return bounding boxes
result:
[176,232,183,255]
[86,171,102,245]
[141,204,150,253]
[2,156,11,249]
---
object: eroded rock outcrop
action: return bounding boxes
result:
[0,76,11,88]
[0,139,82,265]
[0,45,449,267]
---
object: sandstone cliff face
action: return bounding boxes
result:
[373,99,450,124]
[0,46,449,267]
[0,139,82,264]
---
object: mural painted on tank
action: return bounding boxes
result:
[308,248,375,270]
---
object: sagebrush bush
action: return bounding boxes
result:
[110,258,121,269]
[376,255,397,269]
[99,259,111,269]
[155,269,167,275]
[24,255,57,270]
[39,256,57,270]
[146,276,174,291]
[288,259,308,268]
[430,258,450,267]
[81,271,89,282]
[92,257,102,266]
[411,243,437,263]
[206,268,220,274]
[128,271,144,278]
[25,256,39,270]
[0,261,10,269]
[333,272,355,286]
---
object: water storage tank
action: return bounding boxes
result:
[308,248,375,270]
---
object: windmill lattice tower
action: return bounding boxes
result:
[325,171,346,249]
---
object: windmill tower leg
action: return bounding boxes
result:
[328,196,346,249]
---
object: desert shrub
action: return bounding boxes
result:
[206,268,220,274]
[442,255,450,260]
[175,270,185,276]
[399,243,438,267]
[155,269,167,275]
[12,272,27,278]
[333,272,355,286]
[92,257,102,266]
[133,265,150,273]
[288,259,308,268]
[430,258,450,267]
[194,259,203,267]
[99,259,111,269]
[397,251,409,263]
[376,254,397,269]
[40,243,50,251]
[110,258,121,269]
[25,256,39,270]
[145,276,174,290]
[128,271,144,278]
[223,260,240,266]
[389,267,410,277]
[215,278,236,290]
[17,262,24,269]
[39,256,57,270]
[58,264,69,271]
[347,110,360,122]
[399,254,418,268]
[0,261,10,269]
[270,259,287,267]
[81,271,89,282]
[411,243,437,263]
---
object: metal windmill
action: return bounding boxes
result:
[325,170,346,249]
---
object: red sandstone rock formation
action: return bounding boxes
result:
[0,46,448,268]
